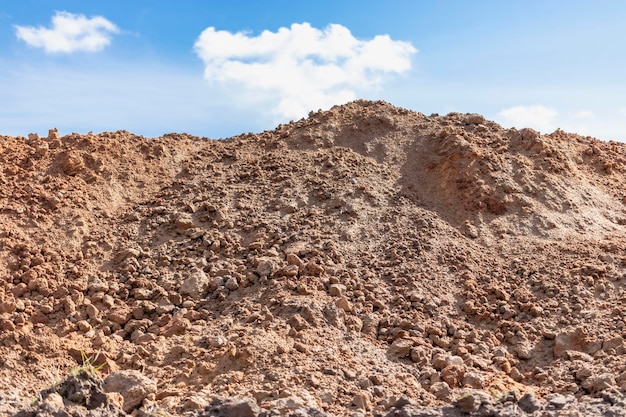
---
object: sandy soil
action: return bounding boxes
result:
[1,100,625,416]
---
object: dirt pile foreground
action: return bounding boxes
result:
[1,100,625,416]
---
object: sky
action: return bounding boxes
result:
[1,1,625,141]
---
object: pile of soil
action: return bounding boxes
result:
[1,100,625,416]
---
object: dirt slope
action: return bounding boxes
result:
[1,100,625,416]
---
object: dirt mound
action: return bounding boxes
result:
[1,101,626,416]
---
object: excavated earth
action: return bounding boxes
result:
[1,100,626,416]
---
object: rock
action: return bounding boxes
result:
[77,320,92,332]
[46,128,59,140]
[104,370,157,412]
[276,264,299,277]
[581,373,616,393]
[454,390,490,413]
[518,392,541,413]
[388,339,413,358]
[352,393,371,411]
[548,394,575,409]
[440,364,465,387]
[466,114,485,125]
[256,258,276,277]
[180,269,210,298]
[113,247,141,264]
[109,307,132,325]
[183,395,208,411]
[429,382,453,401]
[60,151,86,175]
[329,284,346,297]
[410,346,430,365]
[462,371,485,389]
[288,314,309,331]
[224,276,239,291]
[41,392,64,412]
[602,336,624,352]
[286,253,304,268]
[304,261,325,276]
[335,296,353,312]
[554,327,602,358]
[205,396,261,417]
[160,317,191,337]
[0,300,17,314]
[431,353,451,370]
[88,277,109,293]
[174,212,194,232]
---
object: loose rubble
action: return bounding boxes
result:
[1,100,626,416]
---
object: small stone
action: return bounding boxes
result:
[441,364,465,387]
[113,248,140,264]
[85,303,99,319]
[286,253,304,268]
[207,397,261,417]
[288,314,309,331]
[454,391,488,413]
[388,339,413,358]
[518,392,541,413]
[462,371,485,389]
[410,346,429,365]
[335,296,352,312]
[47,128,60,140]
[293,342,309,353]
[182,395,207,411]
[42,392,64,412]
[548,394,574,409]
[77,320,92,332]
[352,393,371,411]
[109,307,131,325]
[256,258,276,277]
[304,261,325,276]
[329,284,346,297]
[104,370,157,413]
[276,264,299,277]
[0,319,16,331]
[510,367,524,382]
[209,335,227,347]
[160,317,191,337]
[134,333,157,345]
[581,373,616,393]
[179,269,210,298]
[431,353,450,370]
[225,276,239,291]
[430,381,453,401]
[39,303,54,315]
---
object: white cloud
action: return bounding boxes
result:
[494,105,626,141]
[576,109,594,118]
[496,104,558,132]
[15,11,119,54]
[193,22,416,120]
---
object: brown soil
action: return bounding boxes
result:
[1,100,625,416]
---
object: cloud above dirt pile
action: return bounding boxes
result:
[495,104,626,141]
[497,104,558,132]
[15,11,119,53]
[193,23,416,120]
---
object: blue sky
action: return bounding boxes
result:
[1,1,625,141]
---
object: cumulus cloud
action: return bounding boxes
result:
[496,104,558,132]
[15,11,119,53]
[193,23,416,120]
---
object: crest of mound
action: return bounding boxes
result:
[279,100,626,240]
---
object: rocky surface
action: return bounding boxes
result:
[1,100,626,416]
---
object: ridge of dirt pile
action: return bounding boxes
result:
[1,100,626,416]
